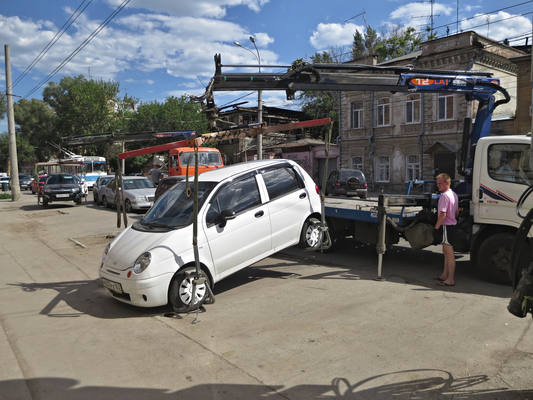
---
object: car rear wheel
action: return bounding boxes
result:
[168,267,210,313]
[299,217,322,248]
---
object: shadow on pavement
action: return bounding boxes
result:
[1,370,531,399]
[7,280,167,319]
[274,242,514,300]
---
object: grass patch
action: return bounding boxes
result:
[0,193,12,199]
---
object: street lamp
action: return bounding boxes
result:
[233,36,263,160]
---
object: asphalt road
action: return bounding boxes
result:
[1,192,532,399]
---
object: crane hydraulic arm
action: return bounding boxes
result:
[202,54,510,178]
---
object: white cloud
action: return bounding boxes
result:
[389,2,452,26]
[0,9,277,96]
[460,11,532,41]
[309,22,363,50]
[106,0,270,18]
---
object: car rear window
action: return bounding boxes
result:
[261,167,302,200]
[339,170,365,181]
[123,179,154,190]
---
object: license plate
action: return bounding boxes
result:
[347,191,359,196]
[102,278,123,294]
[56,193,70,198]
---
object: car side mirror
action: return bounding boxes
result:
[214,209,236,228]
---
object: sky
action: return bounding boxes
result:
[0,0,531,133]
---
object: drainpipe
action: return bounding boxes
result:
[418,93,425,179]
[369,92,375,190]
[338,90,342,169]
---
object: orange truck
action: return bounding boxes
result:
[119,143,223,177]
[168,147,223,176]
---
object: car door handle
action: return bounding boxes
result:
[255,210,264,218]
[299,192,307,199]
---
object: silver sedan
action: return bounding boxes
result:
[100,176,156,212]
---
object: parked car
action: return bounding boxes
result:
[18,174,34,190]
[92,175,114,205]
[100,176,156,212]
[325,169,368,198]
[31,175,47,195]
[99,159,322,313]
[41,173,84,206]
[154,176,185,201]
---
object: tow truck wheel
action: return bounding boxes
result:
[168,267,210,313]
[299,217,322,249]
[477,232,514,285]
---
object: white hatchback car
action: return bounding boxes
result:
[99,159,322,312]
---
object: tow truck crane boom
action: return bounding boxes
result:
[202,54,510,180]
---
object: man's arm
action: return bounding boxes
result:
[435,211,447,230]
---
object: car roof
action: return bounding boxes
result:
[198,159,294,183]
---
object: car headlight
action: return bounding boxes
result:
[103,243,111,256]
[133,252,151,274]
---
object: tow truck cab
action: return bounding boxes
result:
[168,147,224,177]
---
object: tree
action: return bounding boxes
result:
[352,25,423,63]
[42,75,120,137]
[0,93,6,120]
[293,51,339,141]
[0,133,35,171]
[127,95,208,134]
[14,99,57,160]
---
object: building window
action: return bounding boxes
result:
[406,94,420,124]
[351,156,363,170]
[376,97,391,126]
[438,94,453,120]
[406,155,420,181]
[351,102,363,128]
[376,156,390,182]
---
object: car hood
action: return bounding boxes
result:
[106,225,191,270]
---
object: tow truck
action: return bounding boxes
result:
[195,55,533,287]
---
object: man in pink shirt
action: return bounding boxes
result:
[434,173,459,286]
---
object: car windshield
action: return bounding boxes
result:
[138,181,217,229]
[180,151,222,166]
[47,175,78,184]
[123,178,154,190]
[339,170,364,180]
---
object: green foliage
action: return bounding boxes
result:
[352,25,423,62]
[14,99,57,160]
[295,51,339,141]
[0,133,36,171]
[0,93,6,120]
[43,75,120,137]
[127,96,208,134]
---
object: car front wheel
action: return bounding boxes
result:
[299,217,322,249]
[168,267,210,313]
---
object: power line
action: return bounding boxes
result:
[416,0,532,32]
[13,0,92,88]
[24,0,132,99]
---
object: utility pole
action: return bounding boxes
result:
[4,44,20,201]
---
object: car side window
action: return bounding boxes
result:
[107,179,115,188]
[261,167,303,201]
[207,175,261,223]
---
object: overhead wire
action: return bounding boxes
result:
[13,0,92,88]
[24,0,132,99]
